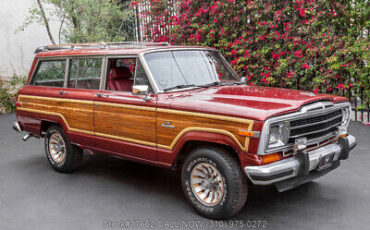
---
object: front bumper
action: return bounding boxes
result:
[244,135,356,191]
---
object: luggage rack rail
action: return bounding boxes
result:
[35,42,171,54]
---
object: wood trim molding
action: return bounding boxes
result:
[95,132,157,147]
[157,127,252,151]
[157,108,253,125]
[20,95,94,105]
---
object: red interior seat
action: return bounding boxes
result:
[108,67,134,91]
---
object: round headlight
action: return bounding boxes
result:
[268,122,290,149]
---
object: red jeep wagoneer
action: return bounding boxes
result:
[13,42,356,219]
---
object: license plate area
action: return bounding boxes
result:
[317,153,335,171]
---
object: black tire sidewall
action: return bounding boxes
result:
[181,147,247,219]
[45,125,80,172]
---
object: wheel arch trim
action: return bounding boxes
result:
[158,127,250,152]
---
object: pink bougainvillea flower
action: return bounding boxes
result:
[136,0,365,95]
[286,71,294,78]
[336,84,346,90]
[195,33,201,41]
[302,63,310,69]
[130,1,137,8]
[294,50,303,58]
[262,77,269,84]
[272,53,279,59]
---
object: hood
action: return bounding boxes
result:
[161,85,347,121]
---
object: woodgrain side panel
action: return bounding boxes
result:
[18,95,94,134]
[17,95,255,153]
[94,103,156,147]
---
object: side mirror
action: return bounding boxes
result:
[240,77,247,84]
[132,85,152,101]
[132,85,149,95]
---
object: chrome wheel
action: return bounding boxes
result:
[48,133,66,164]
[190,162,225,206]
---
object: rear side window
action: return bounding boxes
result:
[31,60,66,87]
[68,58,102,90]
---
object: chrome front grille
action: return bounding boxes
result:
[257,101,351,155]
[288,109,343,143]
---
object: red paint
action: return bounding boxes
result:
[26,58,39,85]
[156,85,347,121]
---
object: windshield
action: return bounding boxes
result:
[143,50,239,91]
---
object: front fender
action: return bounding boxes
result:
[157,130,262,168]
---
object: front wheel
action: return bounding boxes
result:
[181,146,248,219]
[45,125,82,173]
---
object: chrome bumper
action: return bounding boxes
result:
[245,135,356,187]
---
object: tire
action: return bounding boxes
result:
[45,125,82,173]
[181,146,248,219]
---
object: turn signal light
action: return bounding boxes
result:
[338,134,348,139]
[238,129,260,137]
[262,153,281,164]
[15,102,22,107]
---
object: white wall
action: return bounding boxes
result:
[0,0,60,79]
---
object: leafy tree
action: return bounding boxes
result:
[20,0,137,43]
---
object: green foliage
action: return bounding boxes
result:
[20,0,136,43]
[141,0,369,109]
[35,60,66,82]
[0,75,27,114]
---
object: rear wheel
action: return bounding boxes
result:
[45,125,82,173]
[181,146,248,219]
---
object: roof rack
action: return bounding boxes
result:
[34,41,171,54]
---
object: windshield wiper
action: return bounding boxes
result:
[163,84,196,92]
[195,81,221,88]
[219,81,244,86]
[163,81,243,92]
[196,81,243,88]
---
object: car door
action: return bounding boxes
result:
[60,57,103,147]
[93,57,157,161]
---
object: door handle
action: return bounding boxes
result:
[96,93,109,98]
[59,90,69,95]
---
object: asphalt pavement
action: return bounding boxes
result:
[0,113,369,230]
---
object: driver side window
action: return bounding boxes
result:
[106,58,152,93]
[134,60,152,92]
